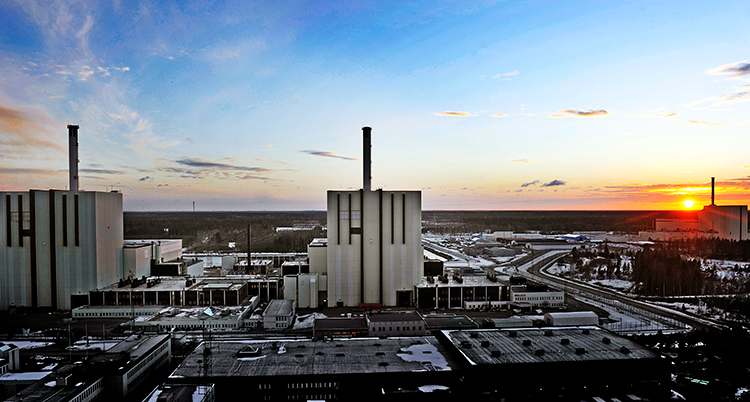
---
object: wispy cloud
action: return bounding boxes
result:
[688,120,727,126]
[508,159,539,164]
[491,113,507,117]
[491,70,520,80]
[434,111,471,117]
[0,105,63,155]
[715,92,750,104]
[549,109,610,118]
[300,150,358,161]
[630,111,680,118]
[79,168,126,175]
[706,61,750,79]
[175,157,272,172]
[541,179,566,187]
[521,180,539,187]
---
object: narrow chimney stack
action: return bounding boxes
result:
[362,126,372,191]
[711,177,715,206]
[68,124,79,191]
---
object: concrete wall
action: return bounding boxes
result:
[327,190,422,307]
[0,190,123,310]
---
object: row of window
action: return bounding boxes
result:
[339,210,361,220]
[126,340,170,380]
[69,379,102,402]
[287,382,339,389]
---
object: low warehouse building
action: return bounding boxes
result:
[545,311,599,326]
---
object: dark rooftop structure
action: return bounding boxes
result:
[168,337,458,400]
[313,317,369,338]
[438,327,669,400]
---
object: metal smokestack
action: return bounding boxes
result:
[362,126,372,191]
[711,177,715,206]
[68,124,79,191]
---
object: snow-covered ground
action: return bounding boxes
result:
[293,312,327,330]
[0,340,54,349]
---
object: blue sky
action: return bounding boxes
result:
[1,0,748,211]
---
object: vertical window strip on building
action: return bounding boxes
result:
[402,193,406,244]
[17,194,23,247]
[74,194,80,246]
[62,194,68,246]
[5,194,10,247]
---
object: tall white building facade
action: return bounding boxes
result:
[0,190,123,310]
[325,127,423,308]
[327,189,422,307]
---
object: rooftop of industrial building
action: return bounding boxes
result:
[422,313,479,329]
[367,310,423,323]
[263,299,295,317]
[442,328,659,366]
[105,333,169,362]
[94,276,250,292]
[170,337,456,378]
[4,366,99,402]
[416,275,508,288]
[135,305,252,324]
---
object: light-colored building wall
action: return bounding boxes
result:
[307,238,327,275]
[510,288,565,308]
[283,273,321,308]
[0,190,123,310]
[123,244,152,278]
[327,190,422,307]
[699,205,748,241]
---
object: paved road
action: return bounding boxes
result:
[520,250,722,331]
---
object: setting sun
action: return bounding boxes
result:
[683,200,696,208]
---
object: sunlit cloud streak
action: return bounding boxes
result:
[548,109,610,118]
[434,111,471,117]
[688,120,727,126]
[508,159,539,163]
[0,105,63,154]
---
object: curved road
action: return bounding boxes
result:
[522,250,721,331]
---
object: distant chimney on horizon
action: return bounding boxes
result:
[363,126,372,191]
[68,124,79,191]
[711,177,715,206]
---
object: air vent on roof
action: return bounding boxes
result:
[315,351,324,356]
[481,340,490,347]
[508,331,517,338]
[522,340,532,346]
[335,344,344,347]
[560,338,570,345]
[620,346,631,354]
[379,362,389,366]
[461,341,472,349]
[295,354,304,358]
[575,348,586,355]
[373,343,382,347]
[490,350,501,357]
[336,353,345,357]
[602,337,611,344]
[470,332,479,338]
[544,330,553,336]
[534,349,545,356]
[375,352,385,356]
[582,329,590,335]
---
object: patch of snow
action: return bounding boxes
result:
[0,341,53,349]
[396,341,451,371]
[418,385,449,392]
[293,312,327,330]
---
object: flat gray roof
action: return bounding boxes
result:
[263,299,295,317]
[171,337,456,378]
[443,328,659,365]
[367,311,423,323]
[107,334,170,362]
